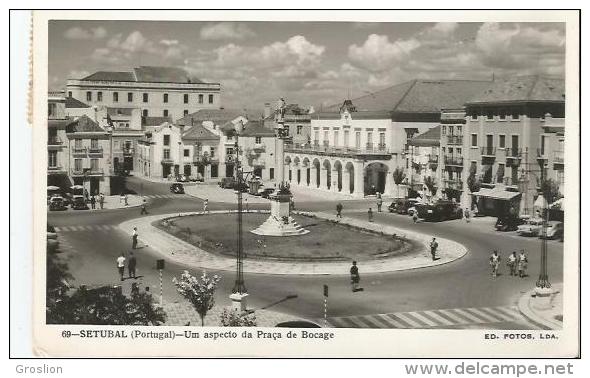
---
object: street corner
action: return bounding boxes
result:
[517,283,563,330]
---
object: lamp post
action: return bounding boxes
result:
[230,120,249,311]
[536,157,550,289]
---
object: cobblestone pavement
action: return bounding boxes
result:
[118,210,467,275]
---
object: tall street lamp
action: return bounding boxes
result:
[533,155,553,309]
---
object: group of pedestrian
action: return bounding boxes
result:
[490,250,528,278]
[85,191,105,210]
[116,251,137,281]
[119,192,129,206]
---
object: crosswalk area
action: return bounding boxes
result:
[143,194,193,199]
[327,305,522,329]
[54,224,120,232]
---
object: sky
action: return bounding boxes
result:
[48,21,566,110]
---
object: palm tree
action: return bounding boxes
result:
[392,167,405,198]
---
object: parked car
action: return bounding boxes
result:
[176,174,188,182]
[415,201,463,222]
[170,183,185,194]
[516,218,544,236]
[542,221,564,240]
[494,216,525,232]
[219,177,236,189]
[388,198,420,214]
[260,187,276,198]
[48,196,67,211]
[189,174,204,182]
[234,182,249,193]
[71,195,89,210]
[47,224,59,253]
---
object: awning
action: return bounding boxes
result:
[473,187,521,201]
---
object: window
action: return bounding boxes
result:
[74,139,82,149]
[499,135,506,148]
[74,159,82,171]
[184,149,190,157]
[67,91,72,98]
[86,91,92,101]
[163,93,168,103]
[355,132,361,148]
[448,147,453,155]
[333,131,339,146]
[113,92,118,102]
[90,139,98,149]
[210,147,215,158]
[113,141,120,149]
[511,110,520,120]
[442,126,447,135]
[499,110,506,120]
[457,148,462,155]
[48,103,56,117]
[183,94,189,104]
[297,125,303,135]
[143,93,149,103]
[367,131,373,146]
[314,131,319,144]
[457,126,462,135]
[269,168,274,180]
[163,149,170,159]
[198,94,204,104]
[379,132,386,147]
[142,109,148,117]
[255,136,262,144]
[486,111,494,120]
[208,94,214,104]
[163,109,169,117]
[90,158,99,171]
[97,92,103,102]
[226,147,234,156]
[48,151,57,167]
[127,92,133,102]
[323,131,329,145]
[125,123,129,128]
[344,130,350,146]
[184,110,189,116]
[163,135,170,146]
[471,112,478,120]
[471,133,478,147]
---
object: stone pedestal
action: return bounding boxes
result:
[251,193,309,236]
[230,292,249,312]
[532,286,555,310]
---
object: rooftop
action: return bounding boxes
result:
[408,125,441,147]
[80,66,215,84]
[65,115,105,133]
[311,110,393,120]
[141,116,172,127]
[65,96,90,108]
[182,123,220,141]
[467,75,565,104]
[176,108,263,126]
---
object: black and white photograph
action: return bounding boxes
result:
[21,9,580,358]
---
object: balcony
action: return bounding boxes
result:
[70,168,104,177]
[444,178,463,190]
[47,165,65,174]
[123,148,134,157]
[480,146,496,157]
[71,147,87,157]
[537,148,548,160]
[253,143,266,152]
[252,160,266,168]
[502,177,519,187]
[47,136,64,148]
[161,158,174,165]
[428,154,439,164]
[284,144,391,159]
[88,146,103,157]
[446,135,463,145]
[444,155,464,167]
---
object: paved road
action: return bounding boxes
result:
[48,176,563,329]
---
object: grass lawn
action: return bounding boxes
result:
[156,213,417,262]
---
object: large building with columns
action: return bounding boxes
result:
[284,79,491,197]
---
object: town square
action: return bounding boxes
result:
[44,19,567,331]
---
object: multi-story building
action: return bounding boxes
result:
[136,122,184,179]
[105,107,144,173]
[462,75,565,216]
[406,126,441,200]
[233,120,278,182]
[284,79,490,197]
[66,66,221,122]
[263,102,312,147]
[438,108,467,202]
[47,92,70,188]
[180,122,221,181]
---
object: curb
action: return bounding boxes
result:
[517,286,563,330]
[119,211,468,275]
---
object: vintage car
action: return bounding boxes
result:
[415,201,463,222]
[71,195,89,210]
[219,177,236,189]
[494,216,525,232]
[388,198,420,215]
[260,187,276,199]
[542,221,564,240]
[516,218,544,236]
[170,183,185,194]
[48,196,67,211]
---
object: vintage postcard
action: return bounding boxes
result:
[29,10,580,357]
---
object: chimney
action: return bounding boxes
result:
[264,103,271,119]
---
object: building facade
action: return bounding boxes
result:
[66,66,221,122]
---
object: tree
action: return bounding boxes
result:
[173,270,221,326]
[219,307,257,327]
[466,164,481,209]
[539,178,561,206]
[423,176,437,196]
[392,167,405,198]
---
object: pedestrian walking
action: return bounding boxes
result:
[120,192,125,205]
[84,188,89,202]
[430,237,438,261]
[518,250,528,278]
[244,197,249,212]
[412,212,419,223]
[489,250,501,278]
[464,208,471,223]
[128,252,137,279]
[377,195,383,212]
[203,199,209,213]
[368,207,374,222]
[90,195,96,209]
[507,251,517,276]
[132,227,138,249]
[99,193,104,209]
[116,253,126,281]
[140,198,148,215]
[124,194,129,206]
[336,202,343,218]
[350,261,362,292]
